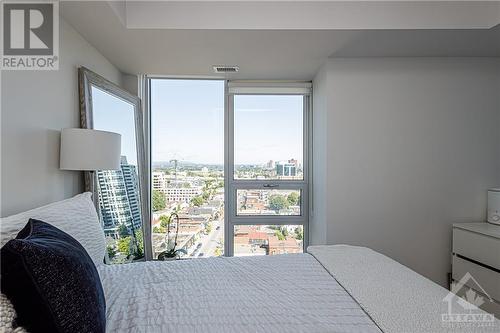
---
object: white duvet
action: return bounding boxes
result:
[99,245,500,333]
[98,253,381,333]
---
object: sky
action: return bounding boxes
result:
[151,79,303,165]
[92,86,138,166]
[151,79,224,165]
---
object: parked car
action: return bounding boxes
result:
[198,252,204,257]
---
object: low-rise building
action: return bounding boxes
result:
[268,236,302,255]
[165,186,203,204]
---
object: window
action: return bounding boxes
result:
[150,79,225,259]
[148,79,310,258]
[233,95,303,180]
[236,189,301,216]
[226,83,310,257]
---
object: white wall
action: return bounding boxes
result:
[312,58,500,286]
[122,74,138,96]
[1,19,123,217]
[310,64,328,245]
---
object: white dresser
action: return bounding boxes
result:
[452,222,500,319]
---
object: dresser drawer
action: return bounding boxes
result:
[452,255,500,301]
[453,228,500,270]
[453,280,500,319]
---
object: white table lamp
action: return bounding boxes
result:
[60,128,121,171]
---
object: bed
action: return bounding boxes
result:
[1,193,498,333]
[99,250,379,333]
[98,245,499,333]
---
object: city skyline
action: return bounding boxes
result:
[152,159,301,167]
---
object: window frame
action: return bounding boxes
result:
[224,83,311,256]
[143,77,312,258]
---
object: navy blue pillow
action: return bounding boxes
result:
[0,219,106,333]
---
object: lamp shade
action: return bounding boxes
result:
[60,128,121,171]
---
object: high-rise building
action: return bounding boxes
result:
[276,161,297,177]
[120,156,142,230]
[96,156,142,238]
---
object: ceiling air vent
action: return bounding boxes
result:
[213,65,239,73]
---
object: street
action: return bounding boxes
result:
[198,220,224,257]
[187,219,224,257]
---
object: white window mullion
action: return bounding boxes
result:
[224,86,234,256]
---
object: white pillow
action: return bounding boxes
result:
[0,192,106,266]
[0,293,27,333]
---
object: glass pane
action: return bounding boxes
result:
[234,95,303,180]
[234,225,303,256]
[237,189,301,216]
[91,86,144,264]
[151,79,225,259]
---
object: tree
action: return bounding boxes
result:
[117,236,132,256]
[204,179,214,189]
[202,190,210,201]
[107,245,116,259]
[294,227,303,240]
[152,189,166,212]
[269,195,289,212]
[191,195,204,207]
[133,229,144,259]
[274,229,285,240]
[160,215,171,229]
[118,223,130,238]
[153,226,164,233]
[280,226,289,237]
[287,192,300,206]
[205,222,212,234]
[214,247,223,256]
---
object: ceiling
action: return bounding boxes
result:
[60,1,500,80]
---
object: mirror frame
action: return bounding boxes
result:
[78,67,152,261]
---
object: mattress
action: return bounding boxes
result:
[98,253,381,333]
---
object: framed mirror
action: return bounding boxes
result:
[79,67,150,263]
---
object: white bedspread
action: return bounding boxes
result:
[308,245,500,333]
[98,254,381,333]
